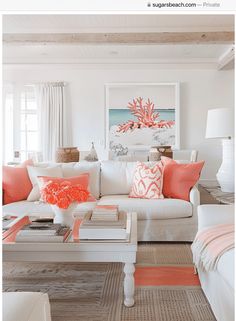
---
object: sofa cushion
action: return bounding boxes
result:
[101,161,136,196]
[61,161,100,199]
[27,165,63,202]
[2,200,97,218]
[98,195,192,220]
[101,161,161,196]
[101,160,177,197]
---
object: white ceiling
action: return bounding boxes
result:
[3,44,233,64]
[3,14,234,33]
[3,14,235,66]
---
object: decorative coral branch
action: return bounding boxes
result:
[117,97,174,133]
[118,121,135,133]
[152,120,175,128]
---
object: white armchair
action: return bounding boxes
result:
[196,204,234,321]
[173,149,198,162]
[198,204,234,230]
[3,292,52,321]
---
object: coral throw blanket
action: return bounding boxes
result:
[191,224,234,271]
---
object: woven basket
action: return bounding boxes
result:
[55,147,80,163]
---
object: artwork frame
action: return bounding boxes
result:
[105,82,180,158]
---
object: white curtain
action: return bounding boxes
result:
[36,82,71,161]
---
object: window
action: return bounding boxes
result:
[3,90,14,164]
[3,84,39,164]
[20,86,38,161]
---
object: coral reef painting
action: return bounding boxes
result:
[109,97,176,156]
[117,97,174,132]
[106,83,179,158]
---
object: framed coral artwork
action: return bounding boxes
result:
[105,83,180,158]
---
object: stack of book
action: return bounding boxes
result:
[78,210,131,241]
[91,205,119,221]
[15,222,70,243]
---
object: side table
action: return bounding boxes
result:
[199,183,234,205]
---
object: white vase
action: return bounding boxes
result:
[51,203,77,227]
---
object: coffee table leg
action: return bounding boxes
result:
[124,263,135,307]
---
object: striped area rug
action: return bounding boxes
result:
[3,243,216,321]
[136,243,200,286]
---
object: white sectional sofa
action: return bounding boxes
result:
[196,205,234,321]
[3,160,200,241]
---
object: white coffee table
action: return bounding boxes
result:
[3,212,137,307]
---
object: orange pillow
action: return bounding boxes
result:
[38,174,96,202]
[162,160,204,201]
[3,159,34,205]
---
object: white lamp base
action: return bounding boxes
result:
[216,139,234,193]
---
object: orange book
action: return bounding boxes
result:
[72,218,82,243]
[3,216,31,243]
[63,229,71,242]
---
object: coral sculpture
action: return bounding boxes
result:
[117,97,175,133]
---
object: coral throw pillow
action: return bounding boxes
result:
[162,161,204,201]
[38,174,96,202]
[129,162,164,199]
[2,159,34,205]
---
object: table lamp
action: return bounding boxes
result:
[206,108,234,192]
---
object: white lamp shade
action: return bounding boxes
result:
[206,108,234,139]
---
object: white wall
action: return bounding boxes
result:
[3,64,234,180]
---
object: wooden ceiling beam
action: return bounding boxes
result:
[3,32,234,45]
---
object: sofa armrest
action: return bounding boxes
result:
[189,185,200,206]
[198,204,235,231]
[189,186,200,223]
